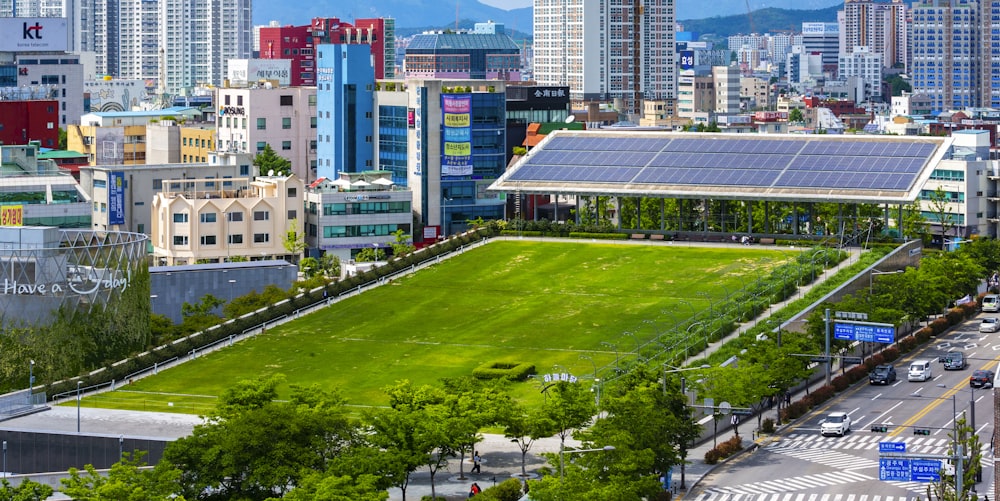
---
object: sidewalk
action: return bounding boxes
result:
[390,245,863,500]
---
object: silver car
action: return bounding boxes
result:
[980,317,1000,333]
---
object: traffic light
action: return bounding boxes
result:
[913,429,931,436]
[870,425,888,433]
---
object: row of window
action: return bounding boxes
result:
[319,223,410,238]
[312,201,411,216]
[172,233,270,246]
[173,209,295,223]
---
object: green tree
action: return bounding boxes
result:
[252,144,292,177]
[788,108,804,123]
[503,401,561,477]
[538,381,596,478]
[927,186,957,247]
[300,256,320,278]
[900,201,931,243]
[283,219,307,263]
[925,417,981,501]
[438,377,514,479]
[178,294,225,334]
[319,252,341,279]
[355,246,386,262]
[0,478,54,501]
[389,229,416,258]
[278,473,387,501]
[165,377,358,501]
[58,127,67,149]
[59,452,184,501]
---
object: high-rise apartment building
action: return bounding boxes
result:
[910,0,1000,112]
[116,0,159,81]
[841,0,907,70]
[159,0,252,94]
[533,0,676,117]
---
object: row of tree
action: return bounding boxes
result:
[2,370,697,501]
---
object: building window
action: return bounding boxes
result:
[173,213,189,223]
[240,165,250,176]
[280,95,293,106]
[224,95,231,105]
[227,211,244,222]
[287,187,297,197]
[200,235,217,245]
[228,234,243,244]
[282,117,291,129]
[288,210,297,220]
[254,210,269,221]
[237,95,243,105]
[173,235,189,245]
[282,141,291,150]
[256,118,266,130]
[256,141,267,152]
[200,212,217,223]
[253,233,270,243]
[310,117,317,128]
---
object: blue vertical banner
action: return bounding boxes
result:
[108,171,125,225]
[441,93,473,176]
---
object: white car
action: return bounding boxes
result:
[980,317,1000,333]
[820,412,852,436]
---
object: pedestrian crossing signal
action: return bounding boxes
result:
[870,425,888,433]
[913,429,931,436]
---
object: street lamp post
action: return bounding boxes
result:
[911,392,964,499]
[622,331,640,356]
[600,341,619,369]
[663,364,709,490]
[696,291,714,320]
[2,440,5,479]
[228,279,237,302]
[559,445,614,480]
[440,197,454,239]
[76,381,82,433]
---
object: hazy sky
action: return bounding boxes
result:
[478,0,533,9]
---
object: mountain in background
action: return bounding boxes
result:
[681,5,841,40]
[253,0,842,34]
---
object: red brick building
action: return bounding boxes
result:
[0,100,59,148]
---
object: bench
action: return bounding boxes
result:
[758,238,776,245]
[649,234,665,241]
[630,233,647,240]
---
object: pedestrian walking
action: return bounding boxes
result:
[469,482,481,497]
[471,451,481,474]
[731,414,740,435]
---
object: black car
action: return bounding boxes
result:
[942,352,968,370]
[970,369,995,388]
[869,364,896,385]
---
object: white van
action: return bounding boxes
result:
[983,294,1000,312]
[908,360,933,382]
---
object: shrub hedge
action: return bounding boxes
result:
[472,362,536,381]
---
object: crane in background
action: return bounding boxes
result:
[746,0,755,33]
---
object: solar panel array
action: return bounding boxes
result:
[508,135,939,192]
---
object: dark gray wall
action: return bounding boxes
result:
[150,260,298,323]
[0,430,168,474]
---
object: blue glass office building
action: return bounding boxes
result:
[315,44,375,180]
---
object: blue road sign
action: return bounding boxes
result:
[879,442,906,453]
[834,322,895,343]
[911,459,942,482]
[879,458,910,481]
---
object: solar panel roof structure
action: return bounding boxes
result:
[488,131,952,204]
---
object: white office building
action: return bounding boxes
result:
[532,0,676,117]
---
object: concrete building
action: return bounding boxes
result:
[315,43,374,181]
[304,172,412,261]
[79,151,254,234]
[801,22,840,75]
[150,172,304,266]
[116,0,158,81]
[258,24,313,86]
[373,80,409,186]
[0,143,91,228]
[713,66,741,115]
[837,46,884,103]
[0,95,59,148]
[533,0,676,118]
[921,129,991,241]
[406,79,507,236]
[215,85,317,182]
[10,51,84,127]
[741,76,772,111]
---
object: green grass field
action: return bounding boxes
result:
[82,241,791,413]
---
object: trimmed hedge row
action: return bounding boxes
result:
[704,434,744,464]
[780,302,979,422]
[472,362,535,381]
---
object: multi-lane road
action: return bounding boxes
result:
[690,313,1000,501]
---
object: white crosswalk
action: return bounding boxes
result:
[691,493,921,501]
[691,432,995,498]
